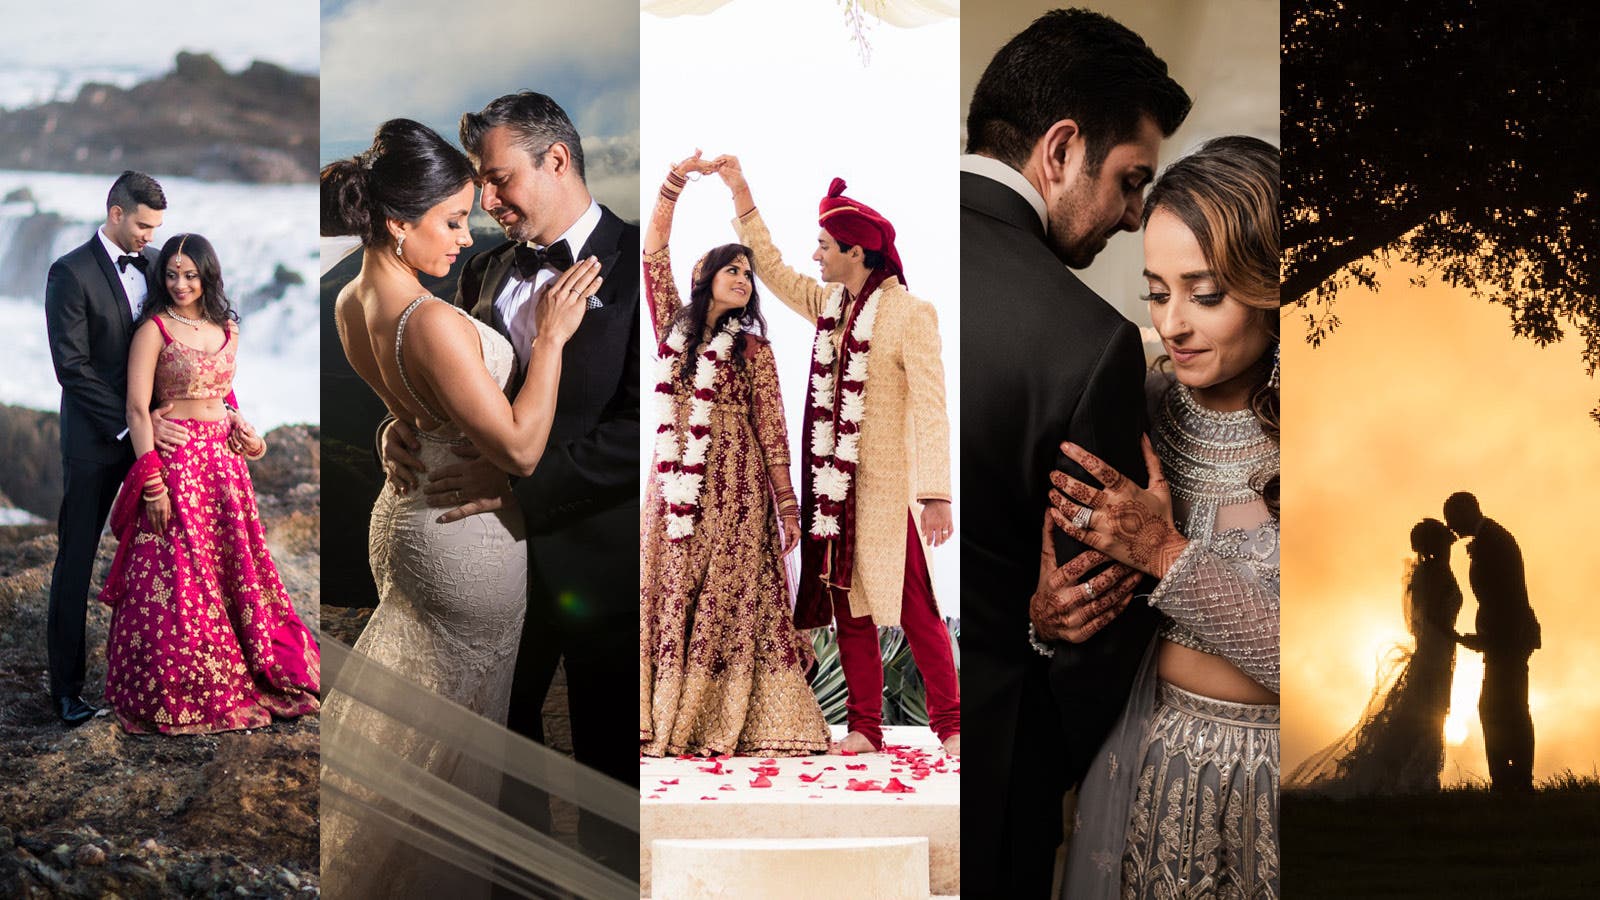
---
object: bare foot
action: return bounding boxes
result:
[829,731,878,754]
[942,734,961,758]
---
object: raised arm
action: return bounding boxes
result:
[714,156,833,321]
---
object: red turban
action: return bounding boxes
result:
[817,177,905,285]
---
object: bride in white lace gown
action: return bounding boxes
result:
[318,119,601,897]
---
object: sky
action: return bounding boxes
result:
[320,0,640,219]
[1282,261,1600,783]
[641,0,962,612]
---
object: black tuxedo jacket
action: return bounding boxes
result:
[453,204,640,619]
[1468,519,1539,657]
[44,232,157,464]
[960,170,1159,892]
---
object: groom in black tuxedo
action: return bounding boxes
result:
[43,171,189,725]
[960,10,1190,895]
[382,92,639,850]
[1446,491,1540,793]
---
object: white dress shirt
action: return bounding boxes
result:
[496,199,601,372]
[97,227,149,319]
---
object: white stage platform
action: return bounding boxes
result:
[641,725,960,899]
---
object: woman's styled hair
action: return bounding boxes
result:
[1145,135,1281,514]
[320,118,477,247]
[667,243,767,384]
[140,233,235,327]
[1410,517,1457,559]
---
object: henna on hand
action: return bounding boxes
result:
[1032,515,1141,643]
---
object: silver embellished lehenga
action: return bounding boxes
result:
[1063,376,1281,899]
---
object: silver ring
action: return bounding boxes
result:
[453,489,463,504]
[1082,582,1097,601]
[1069,505,1092,529]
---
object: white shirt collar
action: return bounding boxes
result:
[532,198,601,259]
[97,227,136,268]
[960,153,1048,233]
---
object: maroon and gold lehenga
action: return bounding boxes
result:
[100,319,320,734]
[639,247,829,757]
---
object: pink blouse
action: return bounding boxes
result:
[151,316,236,402]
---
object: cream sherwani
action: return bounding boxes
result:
[734,208,951,626]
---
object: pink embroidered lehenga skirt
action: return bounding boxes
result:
[100,419,320,734]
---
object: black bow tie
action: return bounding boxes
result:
[116,253,147,273]
[512,239,573,281]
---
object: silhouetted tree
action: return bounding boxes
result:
[1284,0,1600,422]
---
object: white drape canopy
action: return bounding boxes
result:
[642,0,958,27]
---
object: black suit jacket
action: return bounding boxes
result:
[44,232,157,464]
[1468,518,1540,657]
[453,204,640,619]
[960,170,1159,890]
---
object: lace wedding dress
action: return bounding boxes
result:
[322,296,528,898]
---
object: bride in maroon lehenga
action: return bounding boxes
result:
[100,233,319,735]
[639,153,829,757]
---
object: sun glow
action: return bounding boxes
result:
[1443,713,1469,746]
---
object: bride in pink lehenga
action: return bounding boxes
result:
[99,232,320,735]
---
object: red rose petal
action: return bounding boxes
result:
[750,774,773,788]
[760,758,777,765]
[718,785,736,791]
[659,778,679,785]
[846,764,868,771]
[882,777,915,794]
[700,796,718,800]
[799,773,822,783]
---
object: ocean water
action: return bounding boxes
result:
[0,170,318,429]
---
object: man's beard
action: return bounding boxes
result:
[1046,178,1108,270]
[493,209,536,243]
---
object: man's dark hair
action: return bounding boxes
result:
[460,91,586,181]
[106,170,166,214]
[966,8,1191,173]
[835,240,886,272]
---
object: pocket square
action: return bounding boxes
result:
[586,294,604,310]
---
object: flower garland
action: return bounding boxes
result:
[653,317,742,540]
[806,284,880,538]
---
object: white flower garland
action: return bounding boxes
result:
[654,318,741,540]
[808,285,880,538]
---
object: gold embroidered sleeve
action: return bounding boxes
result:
[732,208,831,321]
[642,245,681,344]
[749,340,790,467]
[903,298,952,502]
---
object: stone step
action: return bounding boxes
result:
[650,836,929,900]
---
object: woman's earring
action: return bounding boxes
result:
[1268,344,1280,390]
[395,233,407,262]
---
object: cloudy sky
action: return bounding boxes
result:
[321,0,639,218]
[1282,262,1600,783]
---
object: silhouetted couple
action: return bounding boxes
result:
[1293,491,1538,794]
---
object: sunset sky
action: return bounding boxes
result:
[1283,260,1600,784]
